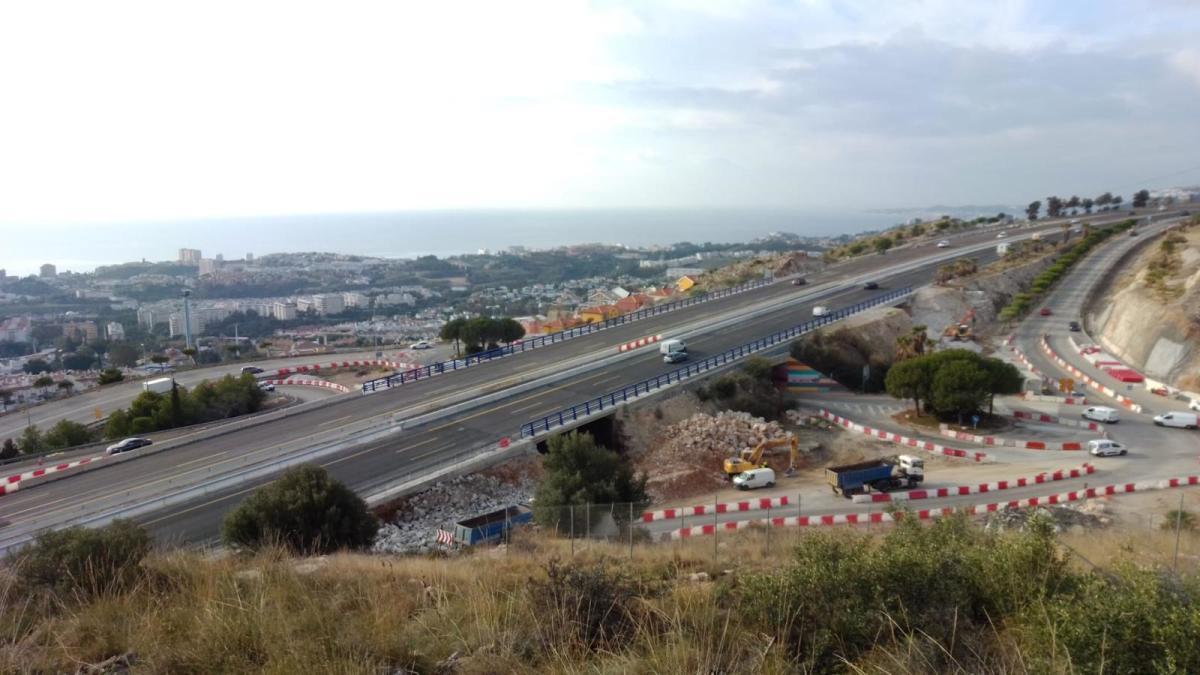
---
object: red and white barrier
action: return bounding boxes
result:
[669,474,1200,538]
[814,409,987,462]
[618,334,663,353]
[936,424,1088,451]
[1040,336,1143,413]
[263,378,352,394]
[275,359,417,377]
[642,495,791,523]
[1010,410,1104,432]
[0,454,107,497]
[850,463,1095,503]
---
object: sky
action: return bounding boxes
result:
[1,1,1200,259]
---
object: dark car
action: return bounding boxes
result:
[1129,229,1138,236]
[791,277,807,286]
[1068,321,1081,332]
[106,437,152,455]
[1039,307,1053,316]
[240,366,264,375]
[864,282,879,290]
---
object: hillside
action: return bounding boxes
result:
[5,517,1200,673]
[1090,218,1200,390]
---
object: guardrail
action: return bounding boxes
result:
[520,286,914,438]
[361,277,776,393]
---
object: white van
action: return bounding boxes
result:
[1082,406,1120,423]
[813,306,829,317]
[1088,439,1128,457]
[1153,412,1199,430]
[732,467,776,490]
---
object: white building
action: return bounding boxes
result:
[272,302,298,321]
[198,258,220,276]
[666,267,705,279]
[343,292,369,308]
[313,294,345,316]
[178,248,202,265]
[0,316,32,343]
[106,322,126,340]
[296,298,315,314]
[137,307,161,329]
[168,312,204,337]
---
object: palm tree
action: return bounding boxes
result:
[181,347,197,366]
[56,380,75,397]
[150,354,169,372]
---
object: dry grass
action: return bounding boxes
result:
[4,521,1200,673]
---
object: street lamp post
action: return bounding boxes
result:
[182,290,193,350]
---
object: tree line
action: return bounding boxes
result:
[439,317,526,356]
[104,374,267,439]
[1027,189,1149,220]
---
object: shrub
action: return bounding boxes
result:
[221,465,379,553]
[533,432,649,532]
[44,420,95,450]
[1160,509,1196,532]
[531,559,644,651]
[8,520,151,598]
[97,368,124,385]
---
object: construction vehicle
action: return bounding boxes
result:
[826,455,925,497]
[723,436,798,479]
[942,308,976,341]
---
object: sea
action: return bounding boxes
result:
[0,206,1015,276]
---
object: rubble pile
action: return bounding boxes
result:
[984,501,1112,533]
[636,411,796,500]
[373,472,535,555]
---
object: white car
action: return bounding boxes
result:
[733,467,776,490]
[409,340,432,350]
[1082,406,1120,423]
[937,240,950,248]
[1088,440,1127,457]
[996,231,1008,239]
[258,382,276,392]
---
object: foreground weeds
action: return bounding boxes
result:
[3,515,1200,673]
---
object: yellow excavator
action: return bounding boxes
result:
[723,436,798,479]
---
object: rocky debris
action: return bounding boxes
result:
[984,503,1112,533]
[634,411,802,500]
[373,472,535,555]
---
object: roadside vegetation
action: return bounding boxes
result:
[439,316,526,356]
[5,511,1200,672]
[532,432,649,533]
[998,219,1135,322]
[103,373,266,440]
[1,419,99,459]
[885,348,1023,423]
[1145,230,1191,302]
[694,356,790,419]
[824,214,1010,262]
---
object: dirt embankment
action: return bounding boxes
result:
[1089,223,1200,390]
[695,251,824,290]
[911,244,1064,346]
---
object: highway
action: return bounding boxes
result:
[0,210,1170,550]
[640,212,1198,536]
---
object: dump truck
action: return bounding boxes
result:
[449,503,533,546]
[142,377,174,394]
[825,455,925,497]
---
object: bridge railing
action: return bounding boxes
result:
[519,286,914,438]
[361,276,776,393]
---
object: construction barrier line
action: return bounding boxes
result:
[1039,336,1144,413]
[641,495,790,522]
[618,334,664,353]
[669,474,1200,538]
[813,409,987,462]
[936,424,1090,451]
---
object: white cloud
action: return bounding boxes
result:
[1169,48,1200,87]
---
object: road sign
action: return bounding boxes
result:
[971,414,980,430]
[94,407,102,420]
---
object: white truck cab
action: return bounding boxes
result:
[813,306,830,317]
[1082,406,1120,423]
[732,467,776,490]
[1153,412,1199,430]
[896,454,925,479]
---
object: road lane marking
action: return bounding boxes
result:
[177,451,228,468]
[141,483,263,526]
[395,437,439,454]
[426,370,611,433]
[318,415,353,429]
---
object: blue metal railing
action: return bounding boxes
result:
[361,276,777,393]
[519,286,914,438]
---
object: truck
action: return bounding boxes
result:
[825,455,925,497]
[142,377,174,394]
[450,503,534,546]
[659,338,688,364]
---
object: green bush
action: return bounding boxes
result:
[221,465,379,554]
[97,368,124,385]
[8,520,151,598]
[43,420,96,450]
[104,374,267,439]
[533,432,649,533]
[531,560,644,651]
